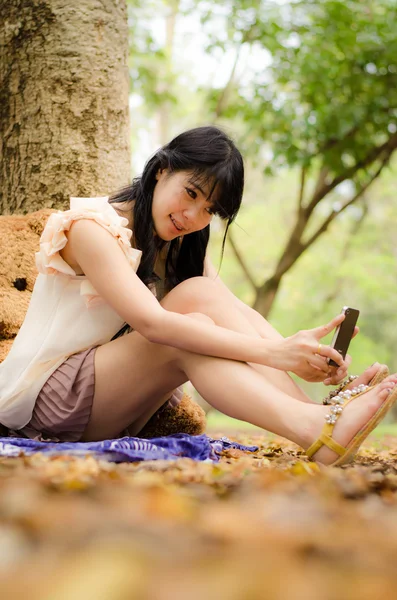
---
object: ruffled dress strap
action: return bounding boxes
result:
[35,196,141,277]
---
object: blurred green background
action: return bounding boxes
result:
[126,0,397,419]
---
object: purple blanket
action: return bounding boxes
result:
[0,433,258,463]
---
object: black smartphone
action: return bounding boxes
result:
[327,306,360,367]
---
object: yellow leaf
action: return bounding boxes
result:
[289,461,320,476]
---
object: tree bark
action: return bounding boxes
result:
[0,0,131,214]
[252,276,280,317]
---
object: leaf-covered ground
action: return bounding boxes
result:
[1,431,397,600]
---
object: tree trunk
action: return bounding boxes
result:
[0,0,130,214]
[253,211,307,318]
[252,277,281,318]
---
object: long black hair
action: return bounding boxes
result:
[109,126,244,338]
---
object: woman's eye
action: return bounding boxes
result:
[185,187,197,199]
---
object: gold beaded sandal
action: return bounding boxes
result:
[307,382,397,467]
[342,365,391,412]
[322,365,390,407]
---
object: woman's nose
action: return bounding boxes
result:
[183,206,201,224]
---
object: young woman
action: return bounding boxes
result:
[0,126,396,466]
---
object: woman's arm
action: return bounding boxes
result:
[64,220,344,377]
[203,254,354,384]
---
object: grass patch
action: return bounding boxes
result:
[206,411,397,438]
[206,411,261,431]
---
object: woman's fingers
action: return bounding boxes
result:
[316,343,344,367]
[352,326,360,339]
[307,354,331,373]
[312,313,345,340]
[323,354,351,385]
[311,353,349,381]
[291,313,356,382]
[344,353,352,368]
[327,353,351,373]
[306,313,346,367]
[307,363,331,381]
[325,374,344,386]
[286,315,353,381]
[324,368,348,386]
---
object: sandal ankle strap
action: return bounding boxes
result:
[306,424,347,458]
[307,384,374,460]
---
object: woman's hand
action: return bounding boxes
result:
[322,324,359,385]
[323,354,352,386]
[275,314,349,382]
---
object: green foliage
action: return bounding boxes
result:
[200,0,397,176]
[210,160,397,376]
[127,0,179,110]
[127,0,397,382]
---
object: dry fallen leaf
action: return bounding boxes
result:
[0,432,397,599]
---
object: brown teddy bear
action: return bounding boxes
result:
[0,210,206,439]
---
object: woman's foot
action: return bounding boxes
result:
[344,362,388,391]
[307,374,397,465]
[321,363,388,407]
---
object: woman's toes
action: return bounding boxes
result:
[371,386,389,406]
[374,387,392,409]
[380,374,397,388]
[349,363,380,388]
[343,363,389,393]
[369,379,396,409]
[375,380,393,398]
[366,362,380,379]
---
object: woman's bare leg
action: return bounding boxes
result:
[161,278,381,404]
[161,278,314,402]
[83,308,315,443]
[180,346,397,464]
[82,310,397,465]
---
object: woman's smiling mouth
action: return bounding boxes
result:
[170,214,184,232]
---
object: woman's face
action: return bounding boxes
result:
[152,170,215,241]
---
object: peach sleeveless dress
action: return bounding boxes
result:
[0,197,142,441]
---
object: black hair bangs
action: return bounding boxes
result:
[186,159,243,223]
[109,125,244,340]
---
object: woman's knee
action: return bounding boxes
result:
[186,312,215,326]
[161,276,223,313]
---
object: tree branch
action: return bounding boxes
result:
[319,124,360,155]
[308,165,329,212]
[228,231,258,293]
[297,165,306,213]
[306,132,397,214]
[302,154,390,251]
